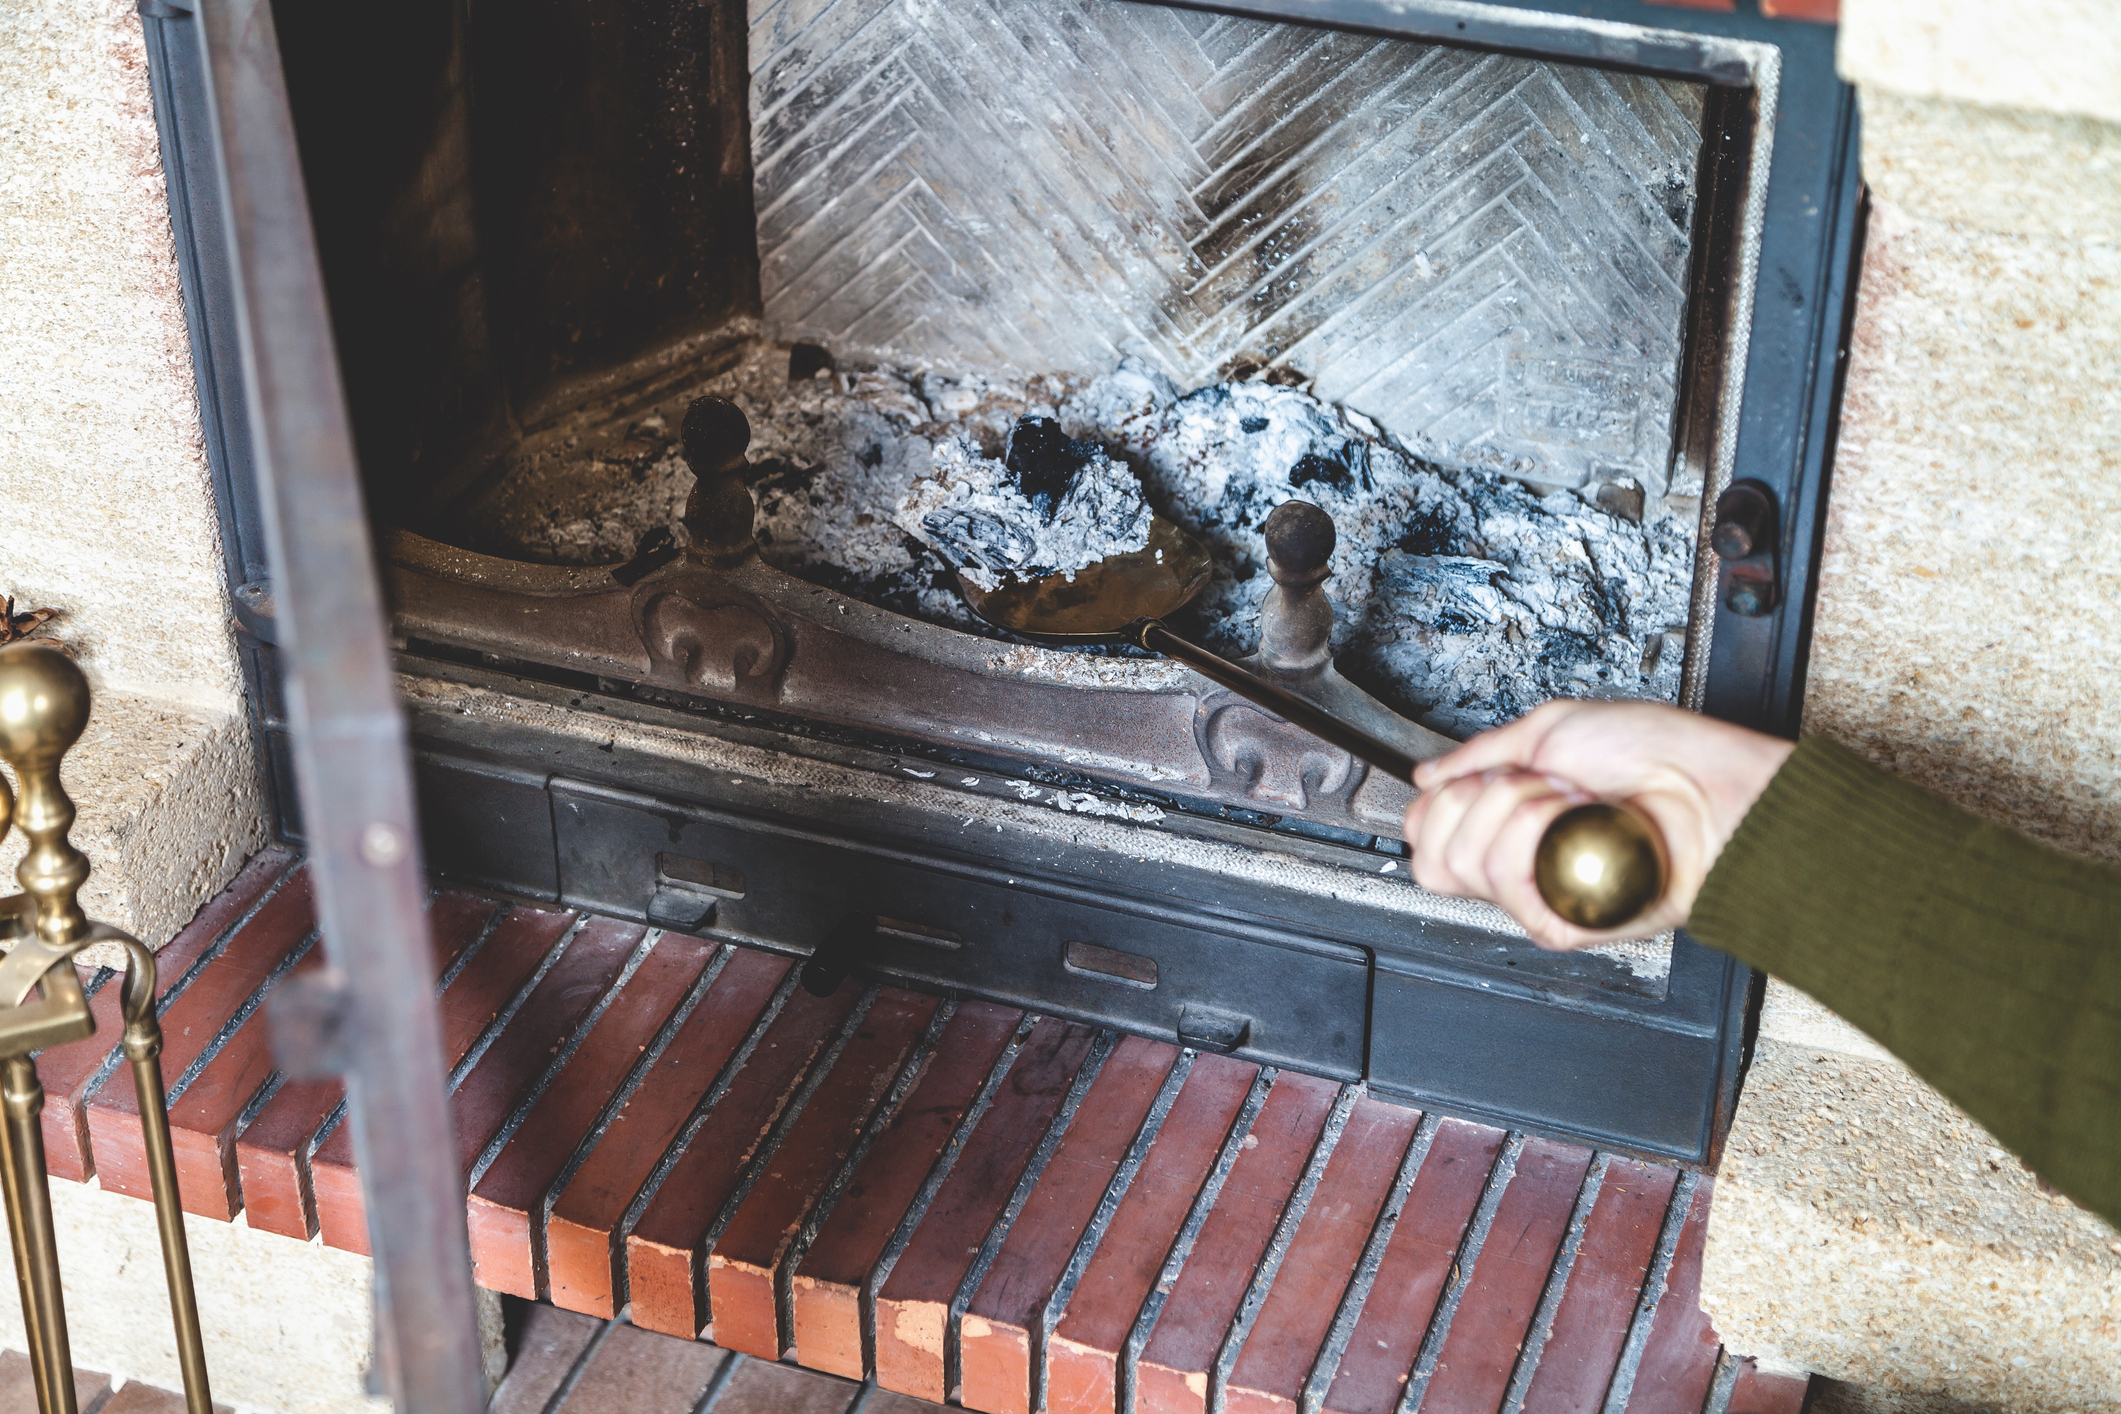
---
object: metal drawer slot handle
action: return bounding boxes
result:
[655,854,746,898]
[1063,940,1158,990]
[876,917,963,950]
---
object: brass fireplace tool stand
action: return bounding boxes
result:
[0,642,211,1414]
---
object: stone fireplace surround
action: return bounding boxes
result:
[0,0,2117,1411]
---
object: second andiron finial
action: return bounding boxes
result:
[0,641,214,1414]
[679,396,759,564]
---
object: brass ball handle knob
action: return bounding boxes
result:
[1533,802,1668,931]
[0,641,92,949]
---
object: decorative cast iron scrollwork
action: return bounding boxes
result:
[1194,690,1366,814]
[630,580,791,700]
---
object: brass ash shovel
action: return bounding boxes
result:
[957,502,1668,931]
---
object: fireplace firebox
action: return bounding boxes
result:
[141,0,1859,1403]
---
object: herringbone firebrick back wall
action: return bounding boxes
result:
[747,0,1707,493]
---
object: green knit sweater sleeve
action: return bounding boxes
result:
[1689,735,2121,1227]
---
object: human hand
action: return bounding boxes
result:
[1404,700,1793,950]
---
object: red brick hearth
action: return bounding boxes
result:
[34,858,1814,1413]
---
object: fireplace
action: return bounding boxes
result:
[145,2,1859,1388]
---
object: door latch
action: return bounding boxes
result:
[1712,480,1780,617]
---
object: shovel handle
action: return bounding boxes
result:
[1134,621,1668,928]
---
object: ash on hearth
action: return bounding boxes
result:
[1073,361,1696,737]
[893,417,1154,591]
[460,342,1695,738]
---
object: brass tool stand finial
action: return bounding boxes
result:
[0,643,213,1414]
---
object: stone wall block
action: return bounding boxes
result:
[1702,1043,2121,1413]
[1838,0,2121,124]
[0,0,246,712]
[1859,92,2121,245]
[0,692,265,952]
[1802,199,2121,864]
[1715,10,2121,1401]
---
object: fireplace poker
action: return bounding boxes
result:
[956,512,1668,931]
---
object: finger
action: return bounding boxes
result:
[1440,770,1579,901]
[1409,772,1491,897]
[1412,700,1582,793]
[1402,784,1435,853]
[1410,773,1486,895]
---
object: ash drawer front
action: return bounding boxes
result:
[550,778,1365,1080]
[1370,963,1729,1161]
[415,753,560,900]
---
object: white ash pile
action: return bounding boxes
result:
[469,342,1695,737]
[893,418,1153,591]
[740,350,1073,631]
[1067,360,1696,736]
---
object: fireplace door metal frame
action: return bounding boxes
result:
[137,0,1863,1407]
[140,1,488,1410]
